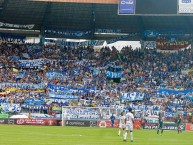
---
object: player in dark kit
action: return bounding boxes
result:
[176,114,182,134]
[110,113,115,127]
[157,110,164,135]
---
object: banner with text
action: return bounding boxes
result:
[64,120,97,127]
[1,103,21,113]
[0,33,25,43]
[47,83,94,95]
[46,71,67,79]
[19,59,44,67]
[121,92,144,102]
[0,82,45,90]
[119,0,135,15]
[56,39,104,47]
[0,22,34,29]
[49,93,78,100]
[106,71,123,78]
[186,123,193,131]
[16,119,57,126]
[45,30,92,38]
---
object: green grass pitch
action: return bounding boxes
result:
[0,125,192,145]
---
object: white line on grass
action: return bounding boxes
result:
[0,132,83,137]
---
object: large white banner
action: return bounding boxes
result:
[179,0,193,14]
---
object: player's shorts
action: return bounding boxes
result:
[177,123,181,129]
[119,123,125,129]
[125,123,133,131]
[157,122,163,129]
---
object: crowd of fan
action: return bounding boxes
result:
[0,43,192,118]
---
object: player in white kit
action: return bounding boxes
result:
[118,112,126,136]
[124,108,134,142]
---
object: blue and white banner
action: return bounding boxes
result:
[19,59,44,67]
[126,104,161,111]
[62,107,101,120]
[121,92,144,102]
[1,103,21,113]
[49,93,78,100]
[0,32,25,43]
[48,84,89,95]
[21,113,55,119]
[165,112,176,118]
[46,98,77,104]
[179,0,193,13]
[157,89,193,95]
[24,98,45,106]
[144,30,188,38]
[119,0,135,15]
[0,82,45,90]
[48,84,69,95]
[106,71,123,78]
[45,29,92,38]
[131,107,182,118]
[46,71,66,79]
[105,64,123,78]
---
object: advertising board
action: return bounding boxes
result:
[16,119,57,126]
[0,119,8,124]
[98,120,119,128]
[186,123,193,131]
[64,120,98,127]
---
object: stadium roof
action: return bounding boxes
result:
[0,0,193,40]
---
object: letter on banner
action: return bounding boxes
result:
[119,0,135,15]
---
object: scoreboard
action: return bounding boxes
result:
[119,0,193,15]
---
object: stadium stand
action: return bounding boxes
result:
[0,0,192,126]
[0,43,192,123]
